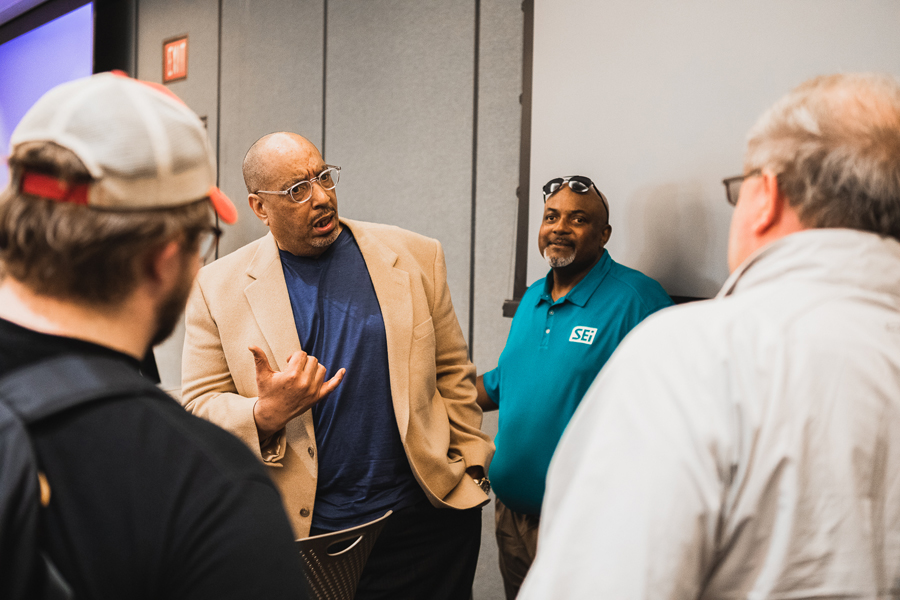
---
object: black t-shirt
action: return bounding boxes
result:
[0,318,307,600]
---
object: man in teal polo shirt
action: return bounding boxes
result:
[476,175,672,599]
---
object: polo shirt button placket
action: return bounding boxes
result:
[541,304,556,346]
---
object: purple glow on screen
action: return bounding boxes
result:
[0,3,93,190]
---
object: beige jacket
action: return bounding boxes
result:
[181,219,493,537]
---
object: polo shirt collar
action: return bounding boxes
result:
[537,250,612,307]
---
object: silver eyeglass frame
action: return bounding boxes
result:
[255,165,341,204]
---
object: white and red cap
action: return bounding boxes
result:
[8,71,237,224]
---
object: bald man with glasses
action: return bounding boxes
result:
[181,132,493,600]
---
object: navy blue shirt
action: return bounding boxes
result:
[483,250,673,514]
[279,229,423,530]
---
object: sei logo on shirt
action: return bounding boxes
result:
[569,326,597,345]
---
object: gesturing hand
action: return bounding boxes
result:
[249,345,345,440]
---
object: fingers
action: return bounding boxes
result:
[251,345,343,405]
[284,350,310,374]
[301,352,321,380]
[319,368,346,398]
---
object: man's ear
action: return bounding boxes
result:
[248,193,268,225]
[143,239,183,291]
[147,240,182,279]
[752,171,785,235]
[600,224,612,248]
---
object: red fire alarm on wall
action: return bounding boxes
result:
[163,35,188,83]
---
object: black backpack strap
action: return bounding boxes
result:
[0,354,159,425]
[0,353,161,600]
[0,398,50,600]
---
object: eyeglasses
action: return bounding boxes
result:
[542,175,610,216]
[255,165,341,204]
[196,225,222,263]
[722,169,762,206]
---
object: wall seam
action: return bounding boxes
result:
[214,0,223,259]
[503,0,534,318]
[133,0,139,77]
[468,0,480,357]
[321,0,328,157]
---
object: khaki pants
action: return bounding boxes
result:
[494,498,540,600]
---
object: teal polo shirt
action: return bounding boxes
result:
[483,250,672,515]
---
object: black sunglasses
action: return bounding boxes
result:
[542,175,610,216]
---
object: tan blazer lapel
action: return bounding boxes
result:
[344,219,413,440]
[243,232,316,446]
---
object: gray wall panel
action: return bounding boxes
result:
[136,0,220,157]
[471,2,522,597]
[218,0,325,255]
[137,0,220,392]
[472,0,520,373]
[325,0,476,338]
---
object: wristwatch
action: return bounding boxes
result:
[472,476,491,495]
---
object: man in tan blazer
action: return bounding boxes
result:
[181,132,493,600]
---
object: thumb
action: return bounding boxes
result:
[248,345,274,379]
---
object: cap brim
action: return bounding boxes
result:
[208,186,238,224]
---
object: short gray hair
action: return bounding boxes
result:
[745,73,900,241]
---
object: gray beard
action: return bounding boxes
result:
[543,249,575,269]
[309,227,341,248]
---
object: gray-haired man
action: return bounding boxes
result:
[521,73,900,598]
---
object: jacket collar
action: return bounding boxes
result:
[244,218,400,275]
[246,232,280,281]
[340,219,413,438]
[718,228,900,300]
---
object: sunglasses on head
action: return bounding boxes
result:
[542,175,609,215]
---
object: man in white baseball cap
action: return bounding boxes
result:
[0,72,307,600]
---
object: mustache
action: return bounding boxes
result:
[547,238,573,246]
[311,209,335,223]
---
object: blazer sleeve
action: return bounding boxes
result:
[180,279,287,464]
[430,241,494,472]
